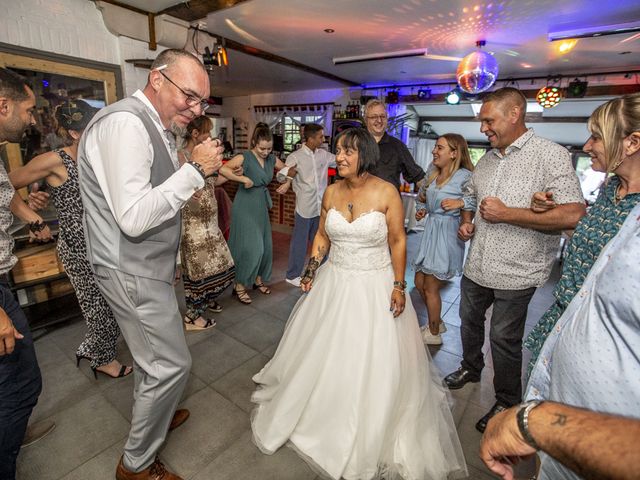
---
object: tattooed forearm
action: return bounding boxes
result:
[301,246,327,285]
[551,413,567,426]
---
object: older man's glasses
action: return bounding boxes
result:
[158,70,209,112]
[366,115,387,121]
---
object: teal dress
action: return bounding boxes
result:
[228,151,276,286]
[524,175,640,375]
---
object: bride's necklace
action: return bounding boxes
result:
[346,174,369,213]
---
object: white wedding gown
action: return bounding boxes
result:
[251,209,467,480]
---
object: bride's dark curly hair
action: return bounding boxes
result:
[334,127,379,176]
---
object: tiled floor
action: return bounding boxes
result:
[17,229,558,480]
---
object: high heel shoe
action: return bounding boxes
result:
[91,364,132,380]
[252,282,271,295]
[75,354,91,368]
[78,354,132,379]
[232,286,252,304]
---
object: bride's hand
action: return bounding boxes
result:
[390,289,406,318]
[300,277,313,292]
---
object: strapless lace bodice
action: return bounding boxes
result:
[325,208,391,272]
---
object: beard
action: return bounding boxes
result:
[1,117,29,143]
[169,122,186,143]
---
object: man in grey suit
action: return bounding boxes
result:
[78,49,223,480]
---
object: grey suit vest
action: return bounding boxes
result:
[77,96,181,283]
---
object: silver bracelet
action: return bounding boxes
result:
[517,400,543,450]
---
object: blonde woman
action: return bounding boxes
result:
[413,134,475,344]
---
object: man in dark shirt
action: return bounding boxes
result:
[364,99,425,189]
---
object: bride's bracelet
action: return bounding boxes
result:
[393,287,406,296]
[393,280,407,290]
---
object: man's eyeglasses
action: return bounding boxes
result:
[366,115,387,121]
[158,70,209,112]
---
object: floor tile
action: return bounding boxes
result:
[189,330,259,384]
[17,394,129,480]
[159,387,248,479]
[192,430,316,480]
[59,444,123,480]
[212,354,270,413]
[223,311,285,353]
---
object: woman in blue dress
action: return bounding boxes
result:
[413,134,475,345]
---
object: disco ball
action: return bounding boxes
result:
[456,50,499,94]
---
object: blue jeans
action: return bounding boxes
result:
[0,282,42,480]
[459,275,535,407]
[286,213,320,280]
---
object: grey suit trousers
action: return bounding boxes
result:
[93,265,191,472]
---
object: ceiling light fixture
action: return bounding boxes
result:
[417,88,431,100]
[332,48,428,65]
[566,78,588,98]
[203,46,218,70]
[548,20,640,41]
[536,86,562,108]
[445,88,462,105]
[557,39,578,54]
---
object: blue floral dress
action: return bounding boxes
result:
[524,175,640,375]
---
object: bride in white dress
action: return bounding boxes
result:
[251,128,467,480]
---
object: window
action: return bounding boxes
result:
[575,154,606,204]
[469,147,487,166]
[279,114,323,152]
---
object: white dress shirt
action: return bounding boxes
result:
[277,145,335,218]
[82,90,203,238]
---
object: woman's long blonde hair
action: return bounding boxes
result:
[426,133,474,187]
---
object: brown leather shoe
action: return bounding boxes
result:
[116,456,183,480]
[168,409,190,431]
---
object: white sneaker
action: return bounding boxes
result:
[422,329,443,345]
[421,320,447,334]
[285,277,301,287]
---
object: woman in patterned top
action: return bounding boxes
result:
[524,93,640,375]
[9,100,132,379]
[177,116,235,330]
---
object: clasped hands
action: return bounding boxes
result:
[415,198,463,221]
[191,138,224,177]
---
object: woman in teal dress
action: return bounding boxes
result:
[524,93,640,375]
[413,134,475,345]
[221,123,286,304]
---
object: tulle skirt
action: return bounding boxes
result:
[250,260,467,480]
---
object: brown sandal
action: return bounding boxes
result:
[232,286,252,304]
[253,282,271,295]
[183,314,217,331]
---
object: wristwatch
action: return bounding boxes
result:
[517,400,543,450]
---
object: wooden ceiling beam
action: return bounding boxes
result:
[159,0,251,22]
[219,35,359,86]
